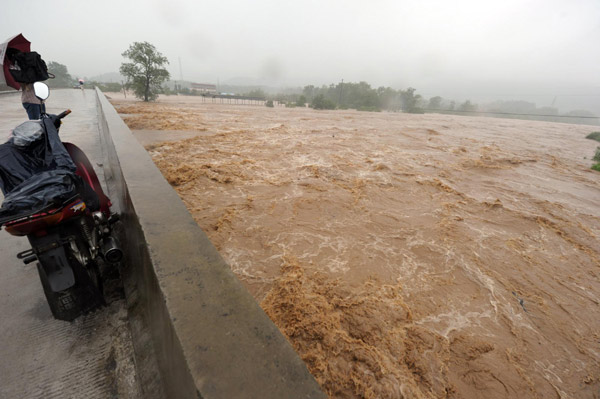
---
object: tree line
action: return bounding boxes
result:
[41,40,597,125]
[269,82,480,113]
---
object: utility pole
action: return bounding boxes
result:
[178,57,183,94]
[179,57,184,81]
[339,79,344,106]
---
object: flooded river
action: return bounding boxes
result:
[111,94,600,399]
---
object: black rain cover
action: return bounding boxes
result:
[0,170,78,216]
[0,116,78,220]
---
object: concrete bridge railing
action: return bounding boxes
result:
[95,88,325,399]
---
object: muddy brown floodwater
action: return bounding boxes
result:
[109,93,600,399]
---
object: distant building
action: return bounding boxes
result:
[190,83,217,94]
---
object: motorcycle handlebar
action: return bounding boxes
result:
[57,109,71,119]
[50,110,71,130]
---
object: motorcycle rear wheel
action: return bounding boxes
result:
[36,260,104,322]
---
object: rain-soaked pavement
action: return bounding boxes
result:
[0,89,141,398]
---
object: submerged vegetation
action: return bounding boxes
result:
[594,147,600,162]
[591,147,600,171]
[586,132,600,142]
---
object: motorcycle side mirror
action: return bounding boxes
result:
[33,82,50,101]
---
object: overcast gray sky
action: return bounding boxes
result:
[2,0,600,109]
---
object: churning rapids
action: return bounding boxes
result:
[111,94,600,399]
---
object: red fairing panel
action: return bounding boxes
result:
[63,143,112,215]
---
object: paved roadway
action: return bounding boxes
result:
[0,89,141,398]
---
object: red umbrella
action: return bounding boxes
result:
[0,33,31,90]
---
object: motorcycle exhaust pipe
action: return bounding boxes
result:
[102,236,123,263]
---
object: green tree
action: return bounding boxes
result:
[296,95,307,107]
[47,61,74,88]
[120,42,170,101]
[377,86,400,111]
[458,100,477,112]
[337,81,379,110]
[302,85,316,102]
[400,87,423,113]
[428,96,442,110]
[311,94,336,110]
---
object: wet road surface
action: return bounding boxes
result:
[0,89,140,398]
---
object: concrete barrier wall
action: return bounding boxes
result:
[94,89,325,399]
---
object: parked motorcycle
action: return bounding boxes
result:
[0,82,122,321]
